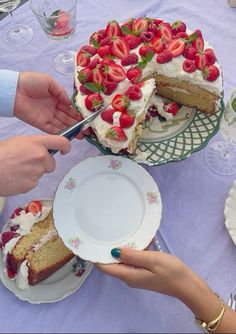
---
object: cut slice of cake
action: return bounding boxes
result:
[73,17,223,154]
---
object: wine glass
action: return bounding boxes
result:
[0,0,33,47]
[204,89,236,175]
[30,0,77,74]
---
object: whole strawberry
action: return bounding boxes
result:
[171,20,186,35]
[202,65,220,81]
[85,93,103,111]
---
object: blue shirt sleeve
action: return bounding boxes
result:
[0,70,19,118]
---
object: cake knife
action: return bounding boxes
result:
[48,105,106,156]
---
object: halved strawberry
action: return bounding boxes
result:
[87,57,100,69]
[80,45,97,56]
[195,51,207,70]
[10,207,23,219]
[99,36,112,47]
[85,93,103,111]
[159,22,173,43]
[92,67,105,87]
[106,64,126,83]
[150,36,165,53]
[163,102,179,116]
[120,113,135,128]
[102,79,118,95]
[26,200,42,216]
[101,108,116,124]
[126,67,142,84]
[175,32,188,39]
[112,94,130,112]
[77,68,93,84]
[89,31,103,46]
[171,20,186,35]
[124,34,141,49]
[105,20,122,38]
[111,38,130,59]
[147,22,161,37]
[204,48,216,65]
[125,85,142,100]
[1,231,19,246]
[188,30,204,51]
[76,51,90,67]
[167,38,186,57]
[132,17,148,36]
[105,126,127,141]
[202,65,220,81]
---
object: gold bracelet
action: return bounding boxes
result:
[195,294,226,332]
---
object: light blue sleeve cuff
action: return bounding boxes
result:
[0,70,20,118]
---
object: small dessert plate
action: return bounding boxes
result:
[0,198,93,304]
[224,180,236,245]
[53,155,162,263]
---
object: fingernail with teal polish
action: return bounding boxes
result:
[111,248,121,258]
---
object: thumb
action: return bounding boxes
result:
[112,248,156,270]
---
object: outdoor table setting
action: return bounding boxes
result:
[0,0,236,332]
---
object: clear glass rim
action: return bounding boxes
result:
[29,0,77,18]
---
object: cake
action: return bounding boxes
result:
[0,200,74,289]
[74,17,223,154]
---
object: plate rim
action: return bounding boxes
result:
[53,155,162,264]
[0,198,93,304]
[224,180,236,245]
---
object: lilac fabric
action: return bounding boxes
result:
[0,0,236,332]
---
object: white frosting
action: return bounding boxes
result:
[3,236,21,262]
[16,260,29,290]
[74,21,223,153]
[147,94,174,121]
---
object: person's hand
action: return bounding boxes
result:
[14,72,84,139]
[0,135,70,196]
[97,248,193,299]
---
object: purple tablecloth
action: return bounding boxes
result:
[0,0,236,332]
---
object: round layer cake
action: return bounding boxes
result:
[74,17,223,154]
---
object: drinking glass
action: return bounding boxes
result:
[30,0,77,74]
[204,89,236,175]
[0,0,33,47]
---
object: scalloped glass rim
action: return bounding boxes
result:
[73,94,224,166]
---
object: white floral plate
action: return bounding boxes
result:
[224,180,236,245]
[53,155,162,264]
[0,199,93,304]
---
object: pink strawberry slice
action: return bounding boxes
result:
[195,51,207,70]
[85,93,103,111]
[159,22,173,43]
[77,68,93,84]
[105,126,127,141]
[124,34,141,49]
[92,67,105,87]
[102,79,118,95]
[26,200,42,216]
[150,36,165,53]
[182,59,196,73]
[204,48,216,65]
[120,113,135,128]
[167,38,186,57]
[202,65,220,81]
[76,51,90,67]
[126,67,142,84]
[106,64,126,83]
[163,102,179,116]
[111,38,130,59]
[1,231,19,246]
[10,207,23,219]
[132,17,148,35]
[105,20,122,38]
[112,94,130,112]
[171,20,186,35]
[101,108,116,124]
[125,85,142,100]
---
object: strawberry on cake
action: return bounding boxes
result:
[74,17,223,154]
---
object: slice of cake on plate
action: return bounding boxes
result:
[73,17,223,155]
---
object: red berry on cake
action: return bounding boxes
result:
[92,67,105,87]
[195,51,207,70]
[85,93,103,111]
[120,113,135,128]
[112,94,130,112]
[80,84,94,95]
[106,63,126,82]
[159,22,173,43]
[182,59,196,73]
[150,36,165,53]
[175,32,188,39]
[121,53,138,66]
[171,20,186,35]
[156,49,173,63]
[124,34,142,49]
[163,102,179,116]
[202,65,220,81]
[111,38,130,59]
[101,108,116,124]
[100,36,112,47]
[26,200,42,216]
[80,45,97,56]
[76,51,90,67]
[105,20,122,38]
[10,207,23,219]
[140,31,155,42]
[183,46,198,60]
[77,68,93,84]
[139,45,155,58]
[97,45,112,58]
[102,79,118,95]
[132,17,148,36]
[105,126,127,141]
[189,29,204,51]
[204,48,216,65]
[87,58,100,69]
[167,38,186,57]
[125,85,142,100]
[1,231,19,246]
[126,67,142,84]
[90,31,103,46]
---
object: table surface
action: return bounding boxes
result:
[0,0,236,332]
